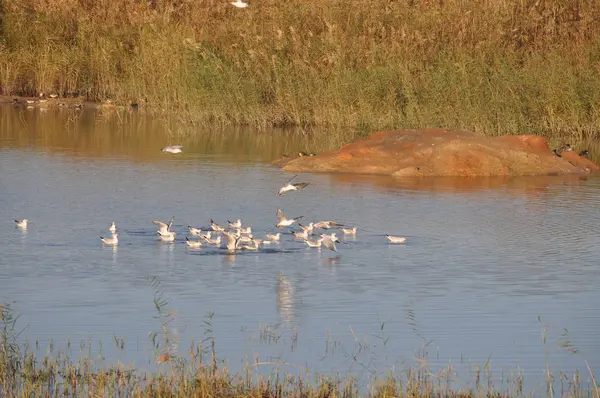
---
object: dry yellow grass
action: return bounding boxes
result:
[1,0,599,139]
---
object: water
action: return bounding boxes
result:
[1,105,599,393]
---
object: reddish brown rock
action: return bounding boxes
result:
[277,129,598,177]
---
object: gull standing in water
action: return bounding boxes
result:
[15,219,28,229]
[188,226,202,236]
[252,238,272,247]
[109,222,117,233]
[153,217,174,235]
[303,238,323,248]
[222,231,241,252]
[186,237,203,248]
[385,235,407,244]
[278,175,309,195]
[153,217,176,241]
[239,226,252,235]
[314,220,344,230]
[341,227,357,235]
[239,240,259,251]
[100,233,119,245]
[276,208,303,228]
[292,229,309,240]
[203,235,222,246]
[161,145,183,154]
[228,219,242,229]
[158,231,176,242]
[266,232,280,242]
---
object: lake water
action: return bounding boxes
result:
[1,105,599,394]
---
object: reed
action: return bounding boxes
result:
[1,302,599,397]
[1,0,600,138]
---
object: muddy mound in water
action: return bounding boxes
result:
[276,129,599,177]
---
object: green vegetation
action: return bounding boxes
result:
[1,0,599,139]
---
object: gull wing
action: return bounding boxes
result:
[167,216,175,231]
[285,174,298,184]
[152,220,169,234]
[292,182,309,190]
[277,208,286,222]
[223,231,241,251]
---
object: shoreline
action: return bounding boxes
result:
[1,1,599,135]
[0,95,128,111]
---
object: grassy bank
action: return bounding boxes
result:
[1,1,600,139]
[1,304,598,397]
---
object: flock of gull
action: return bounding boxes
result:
[13,146,407,256]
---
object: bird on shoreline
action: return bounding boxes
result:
[278,175,309,195]
[552,149,562,158]
[161,145,183,154]
[100,233,119,245]
[385,235,407,244]
[230,0,248,8]
[15,219,28,229]
[561,144,573,152]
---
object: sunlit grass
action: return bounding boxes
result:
[1,0,600,141]
[2,299,599,397]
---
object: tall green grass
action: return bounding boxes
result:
[1,0,600,138]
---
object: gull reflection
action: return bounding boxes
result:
[276,273,294,327]
[222,253,237,266]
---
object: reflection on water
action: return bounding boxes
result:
[0,105,600,393]
[276,273,295,327]
[330,172,594,196]
[0,105,329,162]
